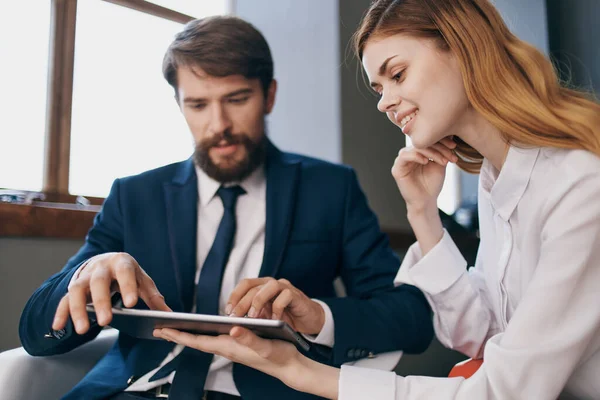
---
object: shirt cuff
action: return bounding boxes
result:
[339,365,397,399]
[343,350,403,370]
[300,299,334,348]
[394,229,467,295]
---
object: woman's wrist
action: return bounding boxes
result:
[283,354,339,399]
[407,204,444,255]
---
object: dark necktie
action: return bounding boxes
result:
[149,185,246,399]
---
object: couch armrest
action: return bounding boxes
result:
[0,328,118,400]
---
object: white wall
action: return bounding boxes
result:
[494,0,549,54]
[235,0,341,163]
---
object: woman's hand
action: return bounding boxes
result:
[153,327,340,399]
[391,136,458,213]
[392,137,458,254]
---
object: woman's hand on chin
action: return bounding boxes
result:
[392,136,458,254]
[391,136,458,212]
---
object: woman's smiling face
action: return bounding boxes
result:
[362,34,471,149]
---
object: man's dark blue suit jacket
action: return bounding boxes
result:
[20,142,433,400]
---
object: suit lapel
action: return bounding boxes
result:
[163,159,198,311]
[259,142,300,278]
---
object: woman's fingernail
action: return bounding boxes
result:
[248,307,256,318]
[225,304,232,315]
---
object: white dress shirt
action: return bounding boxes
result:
[127,165,336,395]
[339,146,600,399]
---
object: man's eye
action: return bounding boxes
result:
[229,97,249,104]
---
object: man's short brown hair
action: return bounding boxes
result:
[163,16,274,97]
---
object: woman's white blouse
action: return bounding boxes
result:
[339,146,600,399]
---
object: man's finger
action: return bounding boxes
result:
[112,258,139,307]
[68,281,91,334]
[271,289,294,320]
[250,279,283,318]
[139,273,171,312]
[89,268,114,326]
[226,277,273,314]
[52,295,71,331]
[230,286,261,317]
[257,303,273,319]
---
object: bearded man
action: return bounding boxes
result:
[19,16,433,400]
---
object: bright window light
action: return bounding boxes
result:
[0,3,51,191]
[69,1,226,197]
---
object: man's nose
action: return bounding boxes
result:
[208,104,233,134]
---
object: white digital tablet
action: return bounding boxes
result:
[86,305,311,351]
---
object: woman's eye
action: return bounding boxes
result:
[392,71,404,82]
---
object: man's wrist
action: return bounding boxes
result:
[309,300,326,335]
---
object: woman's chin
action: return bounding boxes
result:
[407,134,429,149]
[408,130,446,150]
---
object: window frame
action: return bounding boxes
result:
[0,0,414,246]
[0,0,216,238]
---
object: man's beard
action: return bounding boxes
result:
[194,129,267,183]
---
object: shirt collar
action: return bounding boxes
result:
[195,164,266,207]
[480,145,540,221]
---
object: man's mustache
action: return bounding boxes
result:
[202,131,246,149]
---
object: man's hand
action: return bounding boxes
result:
[226,278,325,335]
[52,252,171,335]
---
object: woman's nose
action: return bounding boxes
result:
[377,90,400,113]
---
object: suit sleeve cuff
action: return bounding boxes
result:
[339,365,397,399]
[301,299,334,348]
[394,229,467,295]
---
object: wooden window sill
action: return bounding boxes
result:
[0,202,101,239]
[2,200,415,246]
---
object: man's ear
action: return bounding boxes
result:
[265,79,277,114]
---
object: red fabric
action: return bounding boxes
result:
[448,359,484,379]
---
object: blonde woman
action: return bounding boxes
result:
[154,0,600,398]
